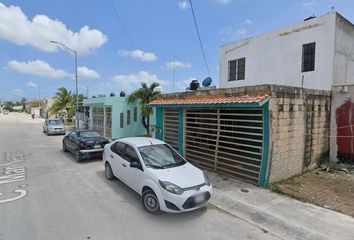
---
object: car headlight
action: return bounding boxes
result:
[159,180,184,195]
[204,172,211,186]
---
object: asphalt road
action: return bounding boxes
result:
[0,113,280,240]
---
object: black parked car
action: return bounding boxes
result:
[62,130,110,161]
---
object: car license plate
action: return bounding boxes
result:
[194,194,205,203]
[94,144,101,149]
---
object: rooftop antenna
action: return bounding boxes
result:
[331,6,335,13]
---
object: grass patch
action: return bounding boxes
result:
[270,183,283,194]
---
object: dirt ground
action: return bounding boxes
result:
[273,169,354,218]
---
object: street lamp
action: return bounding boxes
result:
[50,40,79,129]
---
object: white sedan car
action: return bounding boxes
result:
[103,137,212,214]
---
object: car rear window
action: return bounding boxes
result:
[48,120,63,125]
[79,131,101,138]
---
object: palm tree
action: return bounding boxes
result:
[127,82,161,136]
[50,87,74,118]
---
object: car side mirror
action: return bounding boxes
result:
[130,161,139,168]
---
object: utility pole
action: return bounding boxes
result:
[86,86,89,98]
[50,40,79,129]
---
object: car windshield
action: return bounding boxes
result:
[78,131,101,138]
[48,120,63,125]
[138,144,186,169]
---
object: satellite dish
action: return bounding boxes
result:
[202,77,212,87]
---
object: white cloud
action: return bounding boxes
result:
[0,2,107,55]
[118,49,157,62]
[165,60,192,70]
[7,60,69,79]
[6,59,99,80]
[244,19,253,25]
[178,1,190,10]
[13,88,24,96]
[112,71,167,93]
[220,19,253,38]
[216,0,232,5]
[77,66,100,80]
[174,77,197,91]
[302,0,317,9]
[26,81,38,88]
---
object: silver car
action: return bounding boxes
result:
[43,119,66,135]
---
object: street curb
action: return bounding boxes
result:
[209,195,336,240]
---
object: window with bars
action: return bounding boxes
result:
[105,107,112,139]
[127,110,131,125]
[134,107,138,122]
[120,112,124,128]
[302,42,316,72]
[228,57,246,81]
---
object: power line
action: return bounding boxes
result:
[109,0,136,49]
[189,0,211,77]
[108,0,144,71]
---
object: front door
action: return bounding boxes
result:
[121,145,144,193]
[110,142,127,179]
[67,132,78,153]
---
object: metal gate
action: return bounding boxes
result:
[185,108,264,184]
[164,108,180,151]
[92,106,104,136]
[92,106,112,138]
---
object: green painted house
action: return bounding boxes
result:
[83,96,155,140]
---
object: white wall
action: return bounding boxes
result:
[220,13,337,90]
[333,14,354,86]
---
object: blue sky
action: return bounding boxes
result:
[0,0,353,101]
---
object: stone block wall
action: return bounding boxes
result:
[268,86,331,183]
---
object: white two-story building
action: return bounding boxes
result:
[220,12,354,90]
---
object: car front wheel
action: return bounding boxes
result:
[142,189,160,214]
[105,163,114,180]
[62,142,67,152]
[75,149,82,162]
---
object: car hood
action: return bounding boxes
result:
[148,163,205,188]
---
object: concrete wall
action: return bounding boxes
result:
[30,107,41,118]
[268,87,331,183]
[156,84,331,184]
[333,14,354,86]
[330,85,354,164]
[220,13,336,90]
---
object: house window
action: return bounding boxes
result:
[302,42,316,72]
[134,107,138,122]
[228,57,246,81]
[127,110,131,125]
[120,112,124,128]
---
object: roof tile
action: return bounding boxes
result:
[149,94,270,106]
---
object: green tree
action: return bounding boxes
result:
[67,93,85,118]
[127,82,161,136]
[20,98,26,111]
[50,87,74,118]
[3,101,14,111]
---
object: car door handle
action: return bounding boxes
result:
[122,163,126,167]
[110,155,114,158]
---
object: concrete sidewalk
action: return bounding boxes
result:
[208,172,354,240]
